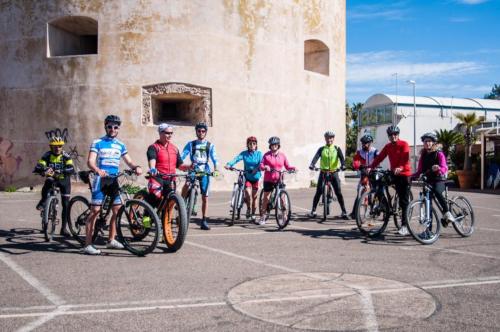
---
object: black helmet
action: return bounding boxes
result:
[268,136,280,145]
[104,115,121,125]
[195,122,208,131]
[386,125,400,136]
[421,132,437,142]
[360,134,373,144]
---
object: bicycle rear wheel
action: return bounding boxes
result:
[117,199,160,256]
[68,196,91,245]
[230,185,239,225]
[392,190,413,230]
[356,191,389,237]
[163,193,188,252]
[407,200,441,244]
[450,196,474,237]
[43,196,58,242]
[275,190,291,229]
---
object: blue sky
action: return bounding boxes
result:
[347,0,500,104]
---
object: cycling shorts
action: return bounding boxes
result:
[198,174,210,197]
[91,176,123,206]
[245,179,259,190]
[263,181,278,193]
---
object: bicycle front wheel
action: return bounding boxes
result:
[450,196,474,237]
[407,200,441,244]
[163,193,188,252]
[68,195,91,245]
[43,196,58,242]
[275,190,291,229]
[117,199,160,256]
[392,190,413,230]
[356,191,389,237]
[230,185,239,225]
[185,189,196,223]
[322,183,329,221]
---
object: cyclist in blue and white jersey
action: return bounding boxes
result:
[181,122,219,230]
[82,115,142,255]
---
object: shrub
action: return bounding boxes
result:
[5,186,17,192]
[122,184,143,195]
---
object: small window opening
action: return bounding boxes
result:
[152,94,205,125]
[304,39,329,76]
[47,16,98,57]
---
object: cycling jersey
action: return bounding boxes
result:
[414,150,447,182]
[353,147,378,170]
[181,140,218,172]
[147,140,182,175]
[371,140,411,177]
[90,136,128,175]
[310,145,344,171]
[259,151,294,183]
[34,151,74,179]
[226,150,263,182]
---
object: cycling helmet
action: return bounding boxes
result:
[246,136,257,144]
[195,122,208,131]
[158,123,173,133]
[104,115,121,125]
[268,136,280,145]
[48,136,65,146]
[421,132,437,142]
[324,131,335,138]
[360,134,373,144]
[386,125,400,136]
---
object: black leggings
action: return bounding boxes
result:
[41,177,70,225]
[392,176,410,225]
[312,172,346,213]
[430,181,449,213]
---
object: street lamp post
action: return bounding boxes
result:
[407,80,417,170]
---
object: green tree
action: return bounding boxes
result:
[434,129,464,158]
[484,84,500,100]
[454,112,484,171]
[345,102,362,157]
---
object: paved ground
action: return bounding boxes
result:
[0,179,499,332]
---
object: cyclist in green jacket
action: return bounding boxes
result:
[308,131,348,220]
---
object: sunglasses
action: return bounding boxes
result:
[388,133,398,137]
[197,129,206,133]
[248,141,257,145]
[106,125,120,130]
[162,131,174,135]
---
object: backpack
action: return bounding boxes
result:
[190,140,211,160]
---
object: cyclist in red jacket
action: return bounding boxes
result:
[369,125,412,236]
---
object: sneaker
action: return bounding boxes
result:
[81,245,101,255]
[258,216,266,225]
[444,211,456,223]
[308,211,317,218]
[348,213,356,220]
[251,215,257,222]
[245,209,251,219]
[341,212,350,220]
[106,239,124,249]
[59,228,70,237]
[36,201,44,211]
[398,225,409,236]
[200,219,210,230]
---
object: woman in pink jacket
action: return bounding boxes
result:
[258,136,296,225]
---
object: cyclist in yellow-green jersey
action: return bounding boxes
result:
[308,131,348,220]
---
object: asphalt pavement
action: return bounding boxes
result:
[0,179,499,332]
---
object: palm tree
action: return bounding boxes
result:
[454,112,484,171]
[434,129,464,158]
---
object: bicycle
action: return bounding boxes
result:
[68,170,160,256]
[183,170,216,222]
[35,170,63,242]
[227,167,254,225]
[311,167,340,221]
[134,172,188,252]
[355,168,412,237]
[407,175,475,244]
[259,169,295,230]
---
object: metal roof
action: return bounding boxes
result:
[364,93,500,110]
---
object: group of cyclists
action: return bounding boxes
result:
[34,114,455,255]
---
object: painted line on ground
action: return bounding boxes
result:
[492,215,500,217]
[475,206,500,212]
[0,199,38,203]
[477,227,500,232]
[402,245,500,260]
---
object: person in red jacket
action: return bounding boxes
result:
[369,125,412,236]
[146,123,189,207]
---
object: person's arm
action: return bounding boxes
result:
[122,153,142,175]
[34,153,48,174]
[352,151,362,170]
[413,153,423,178]
[336,147,345,170]
[226,152,243,168]
[370,145,387,168]
[259,153,269,171]
[180,142,191,161]
[63,153,75,175]
[283,153,295,171]
[309,147,322,169]
[209,144,218,171]
[146,145,157,173]
[436,151,448,175]
[87,151,106,177]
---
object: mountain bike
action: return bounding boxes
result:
[183,170,216,222]
[407,175,475,244]
[35,171,63,242]
[227,167,251,225]
[134,172,188,252]
[355,168,412,237]
[68,170,160,256]
[259,169,295,230]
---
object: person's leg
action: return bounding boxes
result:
[200,175,210,230]
[311,173,324,213]
[108,203,121,242]
[331,172,347,215]
[58,177,71,235]
[350,182,362,216]
[244,185,251,211]
[259,182,274,223]
[37,179,52,209]
[85,205,101,247]
[394,176,410,225]
[432,181,448,213]
[251,186,259,215]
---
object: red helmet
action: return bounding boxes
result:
[246,136,257,144]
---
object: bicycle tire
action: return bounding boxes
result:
[130,190,152,240]
[450,196,474,237]
[356,191,390,237]
[230,185,239,225]
[116,199,160,256]
[43,196,57,242]
[68,195,91,245]
[275,190,291,229]
[162,193,188,252]
[322,182,328,221]
[407,199,441,245]
[185,188,196,222]
[392,190,413,230]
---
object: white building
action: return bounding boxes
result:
[358,93,500,168]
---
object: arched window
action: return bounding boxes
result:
[304,39,329,76]
[47,16,98,57]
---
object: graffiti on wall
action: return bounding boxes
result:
[0,137,23,186]
[45,128,84,181]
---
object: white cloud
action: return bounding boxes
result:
[348,1,410,21]
[456,0,488,4]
